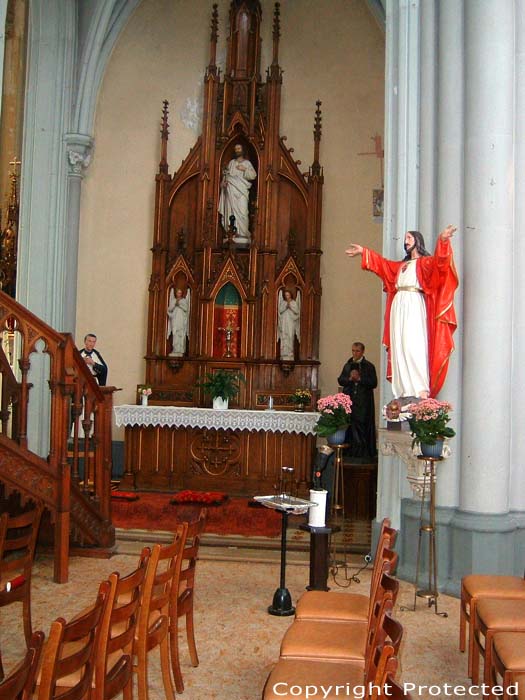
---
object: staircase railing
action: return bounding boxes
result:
[0,290,116,582]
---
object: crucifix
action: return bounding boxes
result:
[218,321,240,358]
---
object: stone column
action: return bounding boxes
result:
[459,0,514,516]
[510,2,525,515]
[17,0,76,331]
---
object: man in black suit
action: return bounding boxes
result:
[80,333,108,386]
[338,342,377,460]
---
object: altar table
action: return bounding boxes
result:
[114,405,320,495]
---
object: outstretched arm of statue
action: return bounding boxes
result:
[345,244,363,257]
[439,225,457,241]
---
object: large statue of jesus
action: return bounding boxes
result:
[218,144,256,245]
[346,226,458,399]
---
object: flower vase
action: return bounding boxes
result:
[141,395,148,407]
[420,439,444,458]
[326,427,347,446]
[294,403,305,412]
[213,397,229,410]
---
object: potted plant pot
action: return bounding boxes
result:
[213,396,229,410]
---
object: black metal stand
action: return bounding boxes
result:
[268,510,295,616]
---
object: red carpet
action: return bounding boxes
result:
[111,492,282,538]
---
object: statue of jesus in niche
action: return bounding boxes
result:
[218,143,256,245]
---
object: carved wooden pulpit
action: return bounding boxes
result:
[123,0,325,494]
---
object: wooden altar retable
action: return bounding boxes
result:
[115,405,319,495]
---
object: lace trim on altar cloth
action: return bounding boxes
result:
[113,405,320,435]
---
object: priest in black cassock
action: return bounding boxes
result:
[338,342,377,460]
[80,333,108,386]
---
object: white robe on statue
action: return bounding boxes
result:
[218,158,256,242]
[390,260,429,398]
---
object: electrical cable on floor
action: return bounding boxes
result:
[330,551,372,588]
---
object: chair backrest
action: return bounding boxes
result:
[0,503,44,580]
[179,509,207,602]
[37,582,108,700]
[0,630,44,700]
[135,526,187,647]
[368,545,398,623]
[366,614,404,697]
[365,573,400,674]
[92,551,149,700]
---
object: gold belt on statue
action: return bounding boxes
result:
[397,286,423,293]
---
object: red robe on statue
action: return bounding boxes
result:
[361,237,458,398]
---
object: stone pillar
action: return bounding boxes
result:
[510,2,525,515]
[376,0,421,530]
[459,0,514,516]
[17,0,77,331]
[64,133,93,334]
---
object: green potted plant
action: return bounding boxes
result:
[197,369,245,410]
[407,398,456,457]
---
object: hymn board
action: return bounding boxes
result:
[123,0,324,494]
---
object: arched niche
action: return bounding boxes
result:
[277,273,302,362]
[213,282,242,359]
[218,135,259,236]
[166,272,191,357]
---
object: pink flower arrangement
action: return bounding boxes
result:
[407,398,455,447]
[315,392,352,437]
[138,385,152,396]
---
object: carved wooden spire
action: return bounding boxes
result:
[209,4,219,68]
[159,100,170,174]
[272,3,280,65]
[312,100,322,173]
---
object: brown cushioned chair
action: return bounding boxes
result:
[263,613,403,700]
[134,524,187,700]
[460,573,525,677]
[36,583,108,700]
[92,552,149,700]
[487,631,525,699]
[472,598,525,685]
[279,573,399,670]
[0,503,44,681]
[0,630,44,700]
[170,509,206,693]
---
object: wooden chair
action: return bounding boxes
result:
[384,677,414,699]
[472,597,525,684]
[295,541,398,625]
[92,552,149,700]
[487,631,525,699]
[0,502,44,680]
[170,509,206,693]
[460,572,525,677]
[36,583,107,700]
[262,613,403,700]
[0,630,44,700]
[279,573,399,668]
[134,524,187,700]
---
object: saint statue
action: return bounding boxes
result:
[218,143,256,245]
[346,226,458,399]
[167,288,191,357]
[277,288,301,361]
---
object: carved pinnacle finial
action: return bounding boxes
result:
[209,4,219,67]
[272,3,281,64]
[313,100,322,171]
[159,100,170,174]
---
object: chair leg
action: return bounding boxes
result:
[0,645,4,682]
[23,592,33,645]
[468,600,476,678]
[459,594,467,653]
[170,619,184,694]
[483,632,494,687]
[471,630,481,685]
[136,648,149,700]
[186,610,199,667]
[160,636,176,700]
[123,677,133,700]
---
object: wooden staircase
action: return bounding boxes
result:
[0,290,116,582]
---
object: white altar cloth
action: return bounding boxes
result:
[114,405,320,435]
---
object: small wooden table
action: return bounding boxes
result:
[300,523,340,591]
